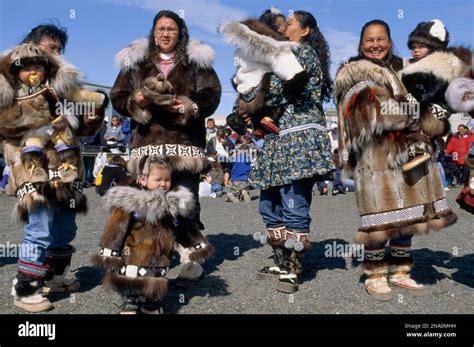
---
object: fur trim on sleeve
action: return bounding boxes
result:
[126,93,152,125]
[166,186,195,218]
[445,77,474,112]
[0,73,14,108]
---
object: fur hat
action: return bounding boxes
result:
[407,19,449,51]
[9,43,51,74]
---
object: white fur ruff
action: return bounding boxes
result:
[104,185,195,224]
[445,77,474,112]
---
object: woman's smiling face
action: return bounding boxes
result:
[361,24,391,60]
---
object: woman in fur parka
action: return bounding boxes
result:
[93,156,195,314]
[110,10,221,282]
[334,20,457,301]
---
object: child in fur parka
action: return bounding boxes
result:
[400,19,471,172]
[92,156,196,314]
[0,44,80,187]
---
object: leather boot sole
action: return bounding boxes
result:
[276,280,298,294]
[14,299,53,313]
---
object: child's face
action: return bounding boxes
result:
[275,16,287,34]
[411,43,431,61]
[19,65,46,86]
[139,166,171,192]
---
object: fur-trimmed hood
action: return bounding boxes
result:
[218,19,299,60]
[0,52,82,109]
[115,38,215,72]
[334,59,407,104]
[104,185,195,224]
[401,51,469,83]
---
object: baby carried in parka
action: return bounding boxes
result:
[219,11,309,136]
[399,19,471,172]
[0,43,107,204]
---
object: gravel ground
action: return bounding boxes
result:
[0,187,472,315]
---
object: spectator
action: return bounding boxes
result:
[96,156,130,196]
[227,143,254,203]
[198,174,213,198]
[104,115,125,147]
[206,118,217,143]
[446,124,473,186]
[207,156,224,195]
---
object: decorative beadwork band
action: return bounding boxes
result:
[360,199,449,228]
[130,144,205,159]
[119,265,168,278]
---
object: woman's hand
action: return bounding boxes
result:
[162,98,184,113]
[132,90,152,108]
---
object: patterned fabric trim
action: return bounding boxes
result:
[343,80,377,102]
[364,248,386,261]
[71,180,84,194]
[360,205,424,228]
[119,265,168,278]
[429,103,448,120]
[434,198,449,213]
[49,169,62,180]
[18,260,49,279]
[100,247,120,257]
[265,123,327,140]
[361,198,450,228]
[389,246,411,258]
[130,144,205,159]
[16,182,41,201]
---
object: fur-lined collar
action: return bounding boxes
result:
[218,20,299,58]
[401,51,469,83]
[334,59,406,104]
[115,38,215,72]
[104,185,195,225]
[0,54,81,108]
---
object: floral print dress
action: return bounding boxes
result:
[249,42,335,190]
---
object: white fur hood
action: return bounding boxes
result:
[104,185,195,224]
[218,20,299,60]
[115,38,215,72]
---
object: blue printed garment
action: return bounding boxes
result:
[249,42,335,189]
